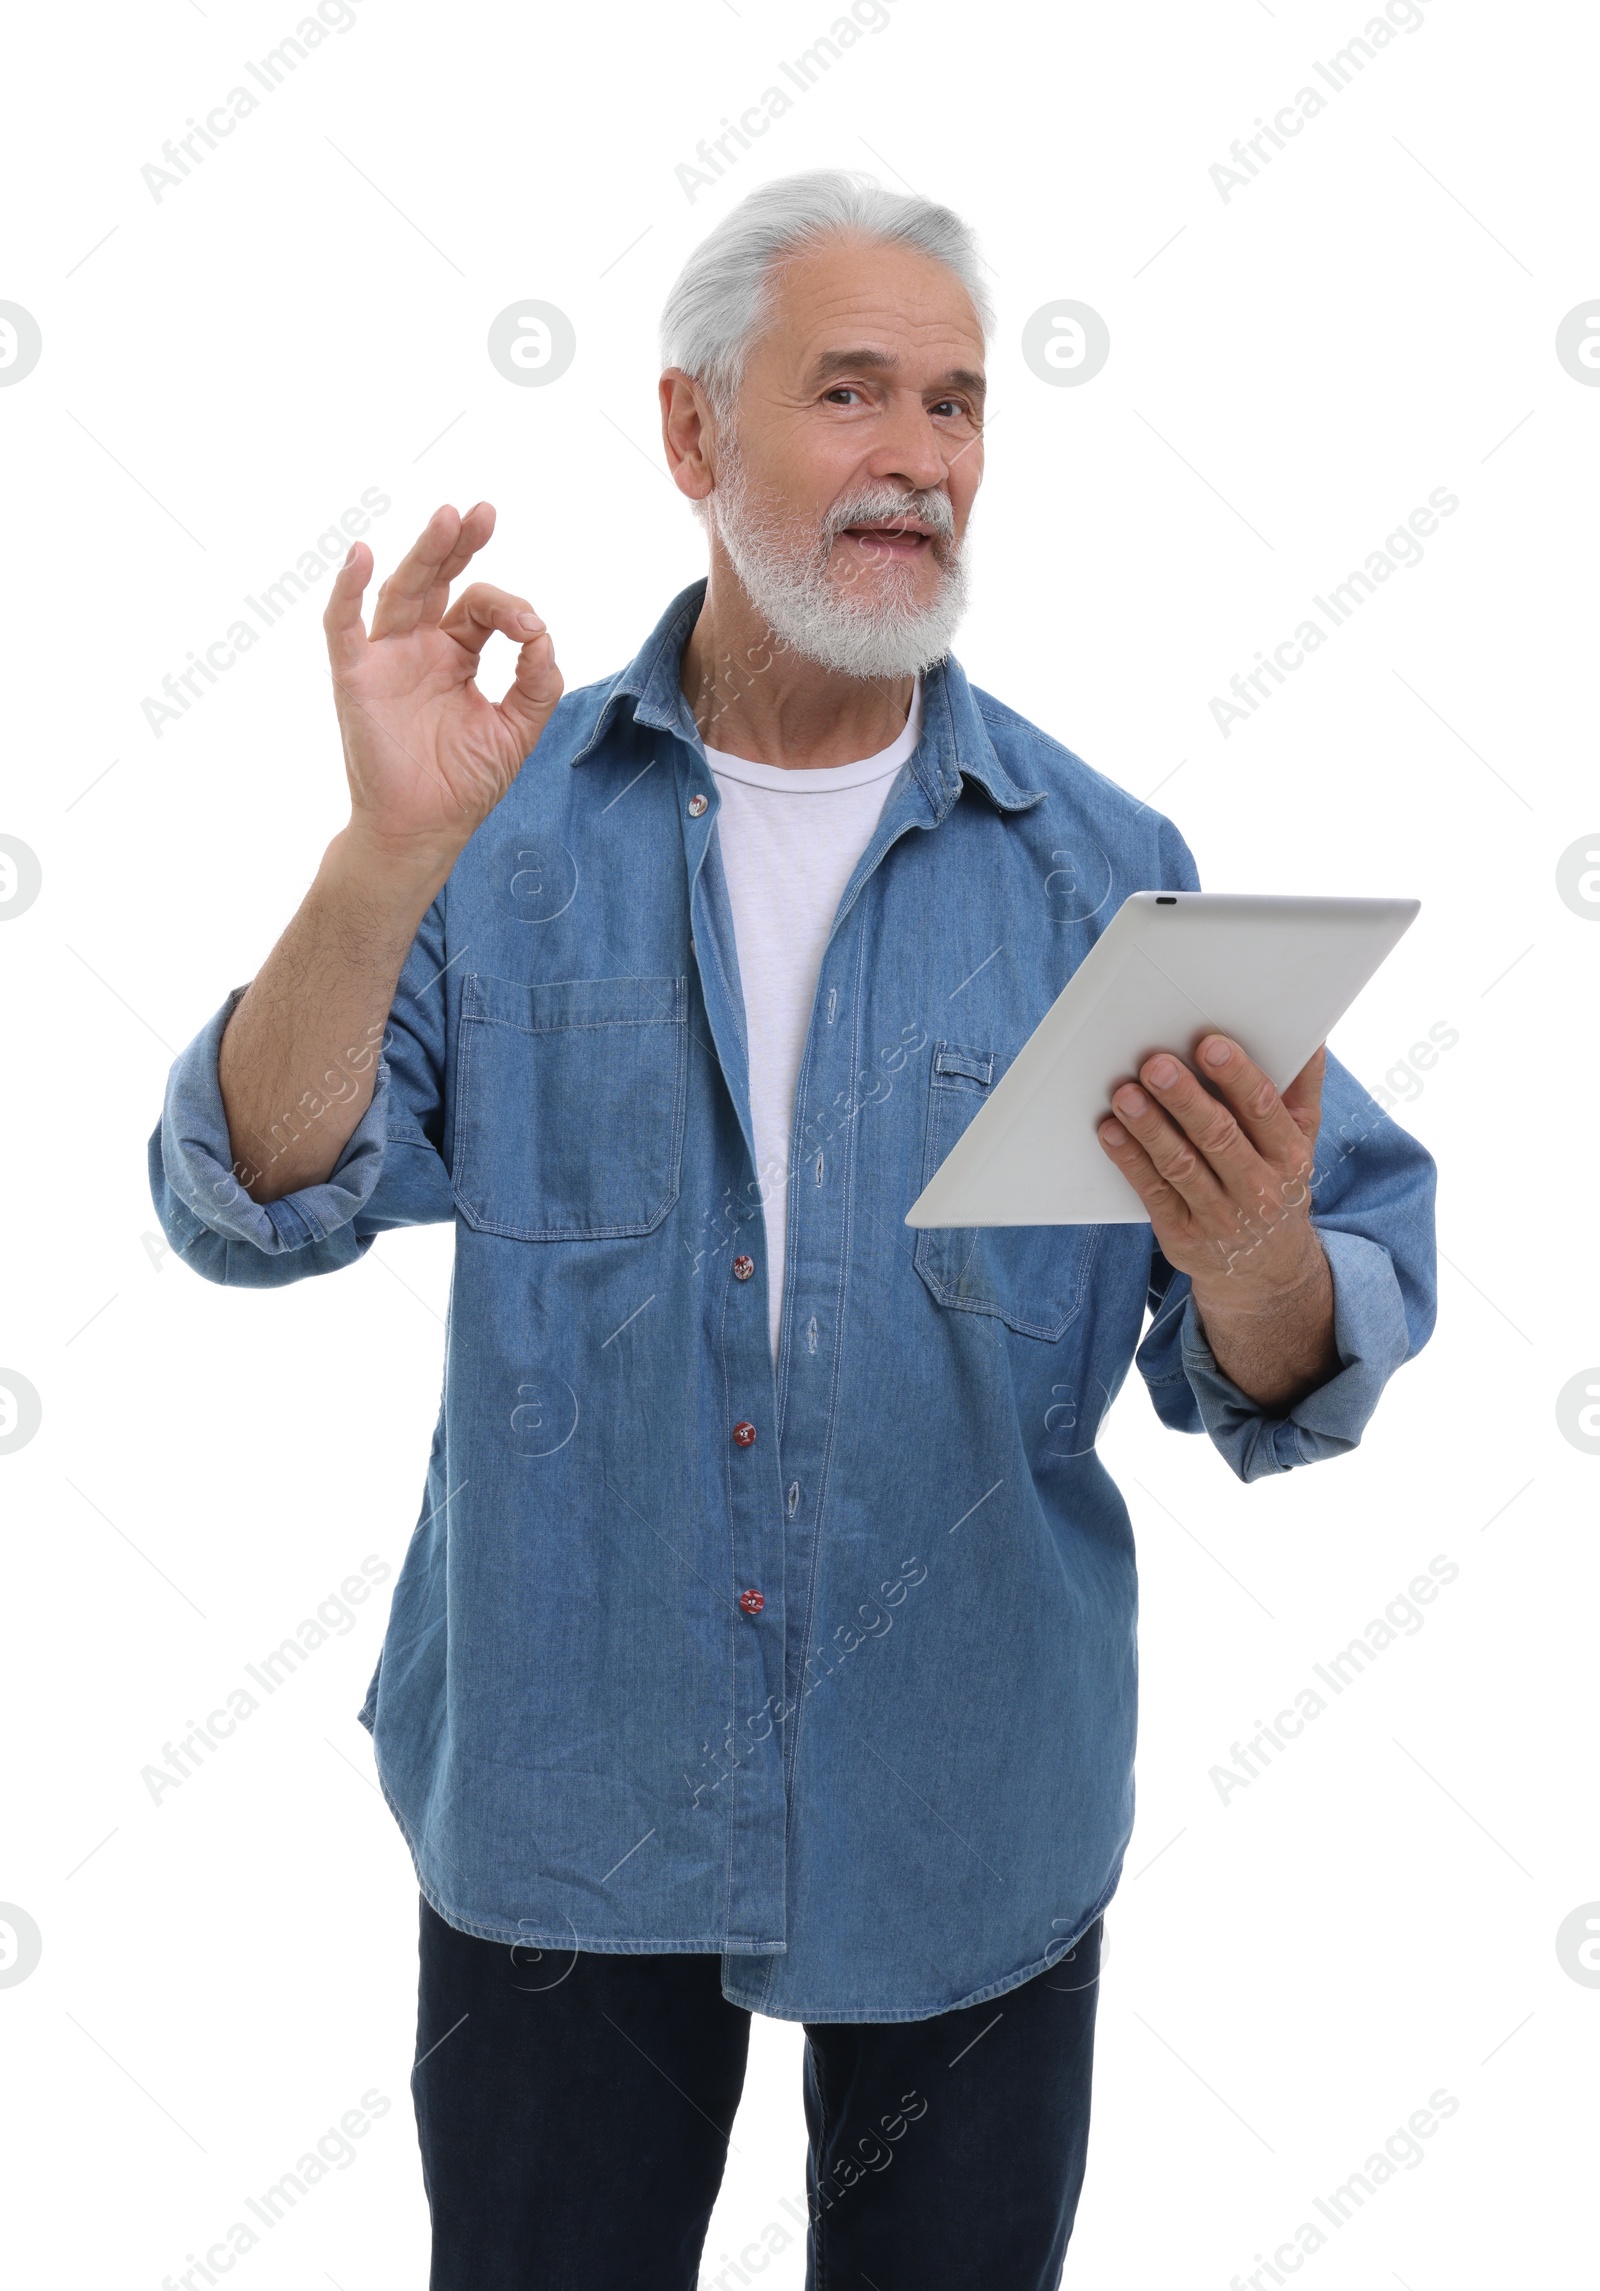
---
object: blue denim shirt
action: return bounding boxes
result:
[148,578,1436,2023]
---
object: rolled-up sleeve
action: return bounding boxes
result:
[1135,1048,1437,1481]
[147,893,454,1287]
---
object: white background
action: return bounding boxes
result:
[1,0,1595,2284]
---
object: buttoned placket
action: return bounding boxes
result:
[673,728,793,1949]
[654,677,958,1954]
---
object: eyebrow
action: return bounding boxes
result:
[807,347,987,405]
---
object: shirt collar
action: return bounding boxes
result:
[569,576,1047,821]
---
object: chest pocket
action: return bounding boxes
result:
[451,972,688,1241]
[912,1041,1102,1341]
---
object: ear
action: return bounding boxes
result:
[660,370,718,505]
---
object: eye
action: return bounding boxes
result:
[823,385,866,405]
[931,397,974,421]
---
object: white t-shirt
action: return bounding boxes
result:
[704,677,924,1362]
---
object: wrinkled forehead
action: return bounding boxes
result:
[750,234,987,396]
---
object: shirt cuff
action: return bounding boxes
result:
[1178,1226,1413,1482]
[152,986,393,1260]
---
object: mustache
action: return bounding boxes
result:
[822,488,956,545]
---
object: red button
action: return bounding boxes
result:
[739,1588,765,1615]
[733,1255,755,1281]
[732,1420,757,1447]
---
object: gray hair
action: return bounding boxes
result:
[659,168,993,419]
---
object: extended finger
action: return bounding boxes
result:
[322,541,371,674]
[439,582,545,662]
[1106,1073,1232,1217]
[428,500,497,600]
[368,502,495,641]
[1187,1035,1318,1168]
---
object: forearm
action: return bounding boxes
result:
[1191,1238,1340,1412]
[218,825,457,1202]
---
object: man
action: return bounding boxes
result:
[149,170,1436,2290]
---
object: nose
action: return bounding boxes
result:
[864,401,961,498]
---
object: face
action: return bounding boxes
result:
[699,234,986,677]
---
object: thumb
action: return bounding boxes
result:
[495,628,565,758]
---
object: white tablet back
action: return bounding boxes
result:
[904,891,1419,1227]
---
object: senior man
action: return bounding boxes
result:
[150,171,1436,2290]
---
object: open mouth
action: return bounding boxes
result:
[838,521,936,559]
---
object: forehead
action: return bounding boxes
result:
[751,233,985,378]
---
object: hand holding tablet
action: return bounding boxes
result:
[904,891,1419,1229]
[1095,1025,1330,1310]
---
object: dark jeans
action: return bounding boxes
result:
[412,1892,1102,2291]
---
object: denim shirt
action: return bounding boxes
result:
[148,578,1437,2023]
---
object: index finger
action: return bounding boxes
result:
[369,501,496,640]
[321,540,371,674]
[1189,1033,1318,1165]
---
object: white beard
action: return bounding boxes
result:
[705,437,972,681]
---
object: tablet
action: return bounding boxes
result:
[904,890,1420,1228]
